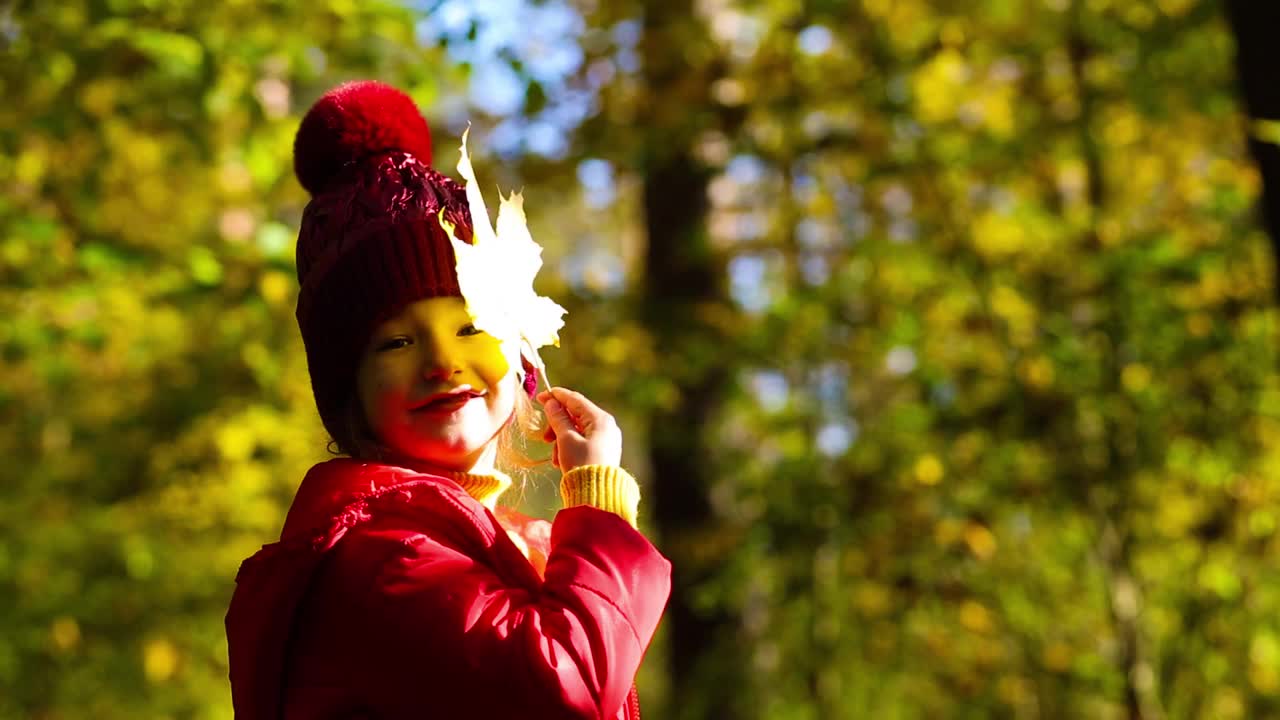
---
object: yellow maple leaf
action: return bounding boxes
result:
[438,127,567,390]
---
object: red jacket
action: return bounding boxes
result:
[225,459,671,719]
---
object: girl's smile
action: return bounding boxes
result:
[412,386,486,414]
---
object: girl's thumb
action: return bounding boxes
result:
[543,398,582,438]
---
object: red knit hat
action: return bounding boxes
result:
[292,81,536,448]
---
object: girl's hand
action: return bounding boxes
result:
[537,387,622,472]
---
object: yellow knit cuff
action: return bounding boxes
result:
[560,465,640,529]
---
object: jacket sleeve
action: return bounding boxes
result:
[326,503,671,720]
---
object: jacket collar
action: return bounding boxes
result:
[279,457,512,540]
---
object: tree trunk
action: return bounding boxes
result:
[637,6,742,717]
[1226,1,1280,300]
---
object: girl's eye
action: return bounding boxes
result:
[376,336,411,352]
[458,324,482,337]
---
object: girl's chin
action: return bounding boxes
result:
[390,431,490,465]
[383,407,502,463]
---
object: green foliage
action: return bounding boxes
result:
[561,0,1277,718]
[2,0,1276,718]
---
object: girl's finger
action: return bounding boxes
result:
[542,398,585,439]
[542,425,556,443]
[545,391,586,433]
[547,387,604,430]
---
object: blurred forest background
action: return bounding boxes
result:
[4,0,1280,718]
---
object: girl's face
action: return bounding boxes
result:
[356,296,517,471]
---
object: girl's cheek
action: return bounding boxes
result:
[471,339,512,387]
[362,390,393,433]
[361,359,412,420]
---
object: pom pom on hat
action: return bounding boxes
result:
[293,80,434,195]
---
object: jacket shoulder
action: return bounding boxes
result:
[280,458,471,540]
[227,461,506,719]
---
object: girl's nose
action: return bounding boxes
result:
[421,352,463,382]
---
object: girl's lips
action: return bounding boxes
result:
[414,392,482,414]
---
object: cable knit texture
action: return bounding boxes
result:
[441,465,640,529]
[560,465,641,529]
[444,470,512,511]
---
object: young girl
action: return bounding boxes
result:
[225,81,671,719]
